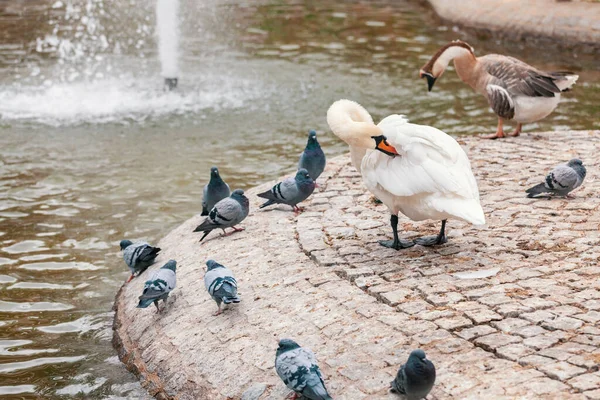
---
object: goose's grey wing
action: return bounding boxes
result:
[486,84,515,120]
[482,55,561,98]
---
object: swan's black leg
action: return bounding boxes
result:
[379,215,415,250]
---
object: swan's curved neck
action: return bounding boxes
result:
[327,100,383,171]
[327,100,381,147]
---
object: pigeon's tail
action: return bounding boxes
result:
[137,298,155,308]
[390,376,404,394]
[526,182,551,198]
[257,188,279,202]
[140,246,161,262]
[222,295,241,304]
[217,282,240,304]
[390,366,406,394]
[193,219,216,232]
[259,199,276,209]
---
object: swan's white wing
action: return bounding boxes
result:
[372,117,480,201]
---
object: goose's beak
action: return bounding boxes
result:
[420,70,436,92]
[372,135,398,156]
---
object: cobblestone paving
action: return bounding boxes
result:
[426,0,600,48]
[114,131,600,400]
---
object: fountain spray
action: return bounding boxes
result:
[156,0,179,90]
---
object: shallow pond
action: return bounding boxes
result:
[0,0,598,398]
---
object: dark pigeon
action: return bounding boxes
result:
[204,259,241,316]
[194,189,249,242]
[299,130,326,181]
[137,260,177,313]
[275,339,333,400]
[258,168,315,213]
[120,240,161,283]
[391,349,436,400]
[526,158,586,198]
[202,166,230,216]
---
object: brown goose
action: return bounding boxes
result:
[419,40,578,139]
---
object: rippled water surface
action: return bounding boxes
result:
[0,0,599,398]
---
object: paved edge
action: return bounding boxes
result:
[421,0,600,49]
[113,130,600,400]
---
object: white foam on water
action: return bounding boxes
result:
[0,385,36,395]
[0,356,86,373]
[156,0,179,79]
[0,74,270,126]
[37,315,106,334]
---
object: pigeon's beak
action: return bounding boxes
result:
[420,70,436,92]
[372,135,398,157]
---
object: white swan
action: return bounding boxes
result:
[327,99,485,249]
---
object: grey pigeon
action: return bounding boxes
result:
[137,260,177,313]
[120,240,161,283]
[526,158,586,198]
[275,339,332,400]
[194,189,249,242]
[391,349,436,400]
[204,259,241,316]
[202,167,230,216]
[258,168,315,213]
[299,130,326,181]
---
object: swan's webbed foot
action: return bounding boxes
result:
[414,235,447,246]
[380,214,414,250]
[379,239,415,250]
[415,220,447,246]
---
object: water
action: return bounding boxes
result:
[0,0,598,398]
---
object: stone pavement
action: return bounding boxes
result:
[424,0,600,48]
[114,130,600,400]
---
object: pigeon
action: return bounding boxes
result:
[194,189,250,242]
[204,259,241,316]
[202,167,231,216]
[275,339,333,400]
[299,130,326,181]
[137,260,177,313]
[526,158,586,198]
[391,349,436,400]
[120,240,161,283]
[257,168,315,213]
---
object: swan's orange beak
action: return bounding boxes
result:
[373,135,398,156]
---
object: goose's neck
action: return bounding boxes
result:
[435,46,477,85]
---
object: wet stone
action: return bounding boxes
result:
[491,318,530,333]
[464,307,503,324]
[474,333,522,352]
[496,344,535,361]
[435,316,472,330]
[519,355,556,368]
[568,373,600,392]
[513,324,547,338]
[539,361,586,381]
[523,334,560,350]
[541,316,584,331]
[456,325,497,341]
